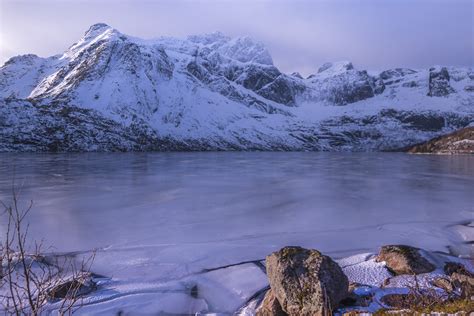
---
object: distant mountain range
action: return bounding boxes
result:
[0,23,472,151]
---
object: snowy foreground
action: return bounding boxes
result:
[0,23,473,151]
[27,238,474,314]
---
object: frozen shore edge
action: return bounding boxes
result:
[33,241,473,315]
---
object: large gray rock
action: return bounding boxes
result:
[266,246,349,315]
[427,67,455,97]
[376,245,435,275]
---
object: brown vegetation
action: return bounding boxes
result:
[0,186,95,315]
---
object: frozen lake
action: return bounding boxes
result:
[0,152,473,313]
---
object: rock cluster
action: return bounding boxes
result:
[256,245,473,315]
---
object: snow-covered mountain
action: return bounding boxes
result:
[1,23,473,151]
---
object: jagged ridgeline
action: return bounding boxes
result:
[0,23,473,152]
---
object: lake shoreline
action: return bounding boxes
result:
[28,242,473,314]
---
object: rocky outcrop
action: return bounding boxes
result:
[379,68,417,86]
[252,246,474,315]
[407,127,474,154]
[427,67,455,97]
[311,61,385,105]
[265,246,348,315]
[376,245,435,275]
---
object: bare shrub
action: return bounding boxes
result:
[0,185,95,315]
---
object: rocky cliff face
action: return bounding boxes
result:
[0,23,473,152]
[407,126,474,154]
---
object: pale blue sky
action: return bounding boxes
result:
[0,0,472,75]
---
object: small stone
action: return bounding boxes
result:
[256,289,287,316]
[376,245,435,275]
[432,277,454,293]
[266,246,349,315]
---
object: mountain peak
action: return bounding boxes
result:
[318,61,354,74]
[86,23,113,34]
[82,23,118,41]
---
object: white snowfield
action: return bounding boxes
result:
[0,22,473,151]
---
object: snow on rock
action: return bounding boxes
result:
[428,66,456,97]
[0,23,473,152]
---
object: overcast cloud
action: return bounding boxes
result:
[0,0,472,75]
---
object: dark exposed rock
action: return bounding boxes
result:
[257,75,306,106]
[256,289,287,316]
[464,85,474,92]
[402,81,418,88]
[290,72,303,79]
[318,61,353,73]
[265,246,348,315]
[427,67,455,97]
[376,245,435,275]
[379,68,417,81]
[339,283,373,308]
[379,109,448,131]
[188,57,305,107]
[373,78,386,95]
[398,113,445,131]
[48,273,96,299]
[444,263,474,298]
[444,262,474,277]
[325,77,375,105]
[322,72,384,105]
[450,272,474,298]
[407,127,474,154]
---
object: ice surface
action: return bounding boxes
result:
[0,152,472,314]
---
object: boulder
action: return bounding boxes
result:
[427,67,455,97]
[256,289,287,316]
[376,245,435,275]
[265,246,349,315]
